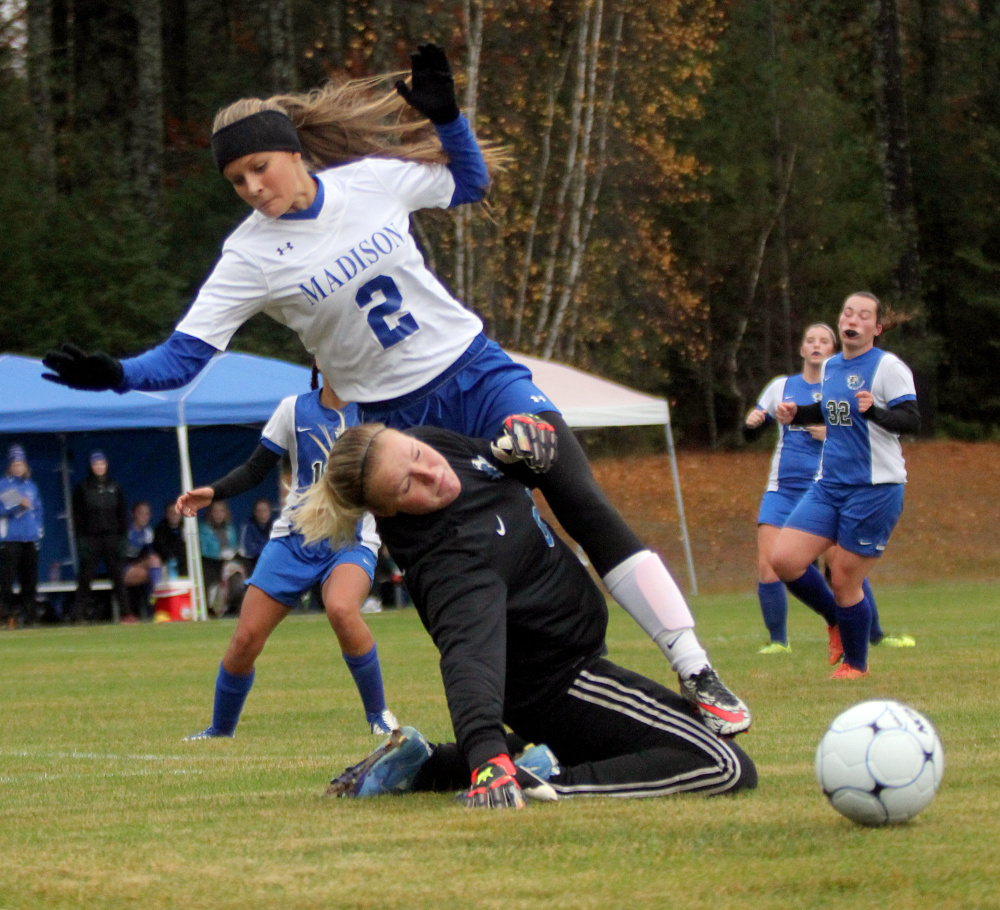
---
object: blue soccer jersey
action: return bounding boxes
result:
[259,390,379,554]
[756,374,824,492]
[818,348,916,486]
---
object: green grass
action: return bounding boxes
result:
[1,582,998,910]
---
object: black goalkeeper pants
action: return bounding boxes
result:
[413,657,756,798]
[534,411,644,578]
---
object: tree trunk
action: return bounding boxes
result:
[767,0,793,375]
[872,0,921,307]
[509,41,572,350]
[532,3,591,352]
[26,0,55,191]
[725,147,796,439]
[133,0,164,221]
[455,0,483,309]
[266,0,295,92]
[542,0,605,360]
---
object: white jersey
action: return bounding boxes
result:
[818,348,916,486]
[756,373,824,492]
[177,158,484,402]
[260,391,379,555]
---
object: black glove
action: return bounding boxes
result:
[490,414,558,473]
[395,43,460,125]
[455,754,525,809]
[41,343,124,391]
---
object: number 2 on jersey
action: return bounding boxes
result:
[825,400,853,426]
[355,275,418,349]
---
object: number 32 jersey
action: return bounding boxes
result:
[177,157,483,403]
[818,347,916,486]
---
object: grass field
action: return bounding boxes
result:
[2,580,998,910]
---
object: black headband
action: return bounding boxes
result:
[211,109,303,173]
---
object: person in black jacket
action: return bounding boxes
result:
[71,451,128,622]
[297,424,756,809]
[152,501,188,577]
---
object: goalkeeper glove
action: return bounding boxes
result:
[42,343,124,391]
[456,754,525,810]
[395,43,460,125]
[490,414,558,473]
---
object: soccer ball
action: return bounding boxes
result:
[815,699,944,826]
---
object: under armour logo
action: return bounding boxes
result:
[277,242,293,255]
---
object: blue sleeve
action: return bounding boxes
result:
[118,331,219,392]
[436,115,490,206]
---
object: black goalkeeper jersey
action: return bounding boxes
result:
[376,426,608,770]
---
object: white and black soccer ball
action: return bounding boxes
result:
[815,699,944,827]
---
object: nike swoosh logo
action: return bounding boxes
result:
[495,516,506,536]
[858,539,872,546]
[297,426,311,432]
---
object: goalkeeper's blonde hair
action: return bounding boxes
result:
[294,423,388,547]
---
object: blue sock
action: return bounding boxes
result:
[864,578,884,643]
[211,663,255,736]
[757,581,788,644]
[835,596,872,671]
[343,645,387,721]
[786,564,838,627]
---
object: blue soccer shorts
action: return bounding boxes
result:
[359,334,561,439]
[248,534,377,608]
[757,485,811,528]
[783,481,905,558]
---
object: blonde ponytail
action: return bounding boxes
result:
[292,423,388,546]
[213,75,509,173]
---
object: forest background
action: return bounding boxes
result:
[1,0,998,447]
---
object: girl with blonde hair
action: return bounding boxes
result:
[295,426,756,809]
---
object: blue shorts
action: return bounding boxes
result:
[359,334,560,439]
[248,534,377,608]
[757,486,811,527]
[784,481,905,558]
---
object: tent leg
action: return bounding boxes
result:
[664,425,698,597]
[176,425,208,620]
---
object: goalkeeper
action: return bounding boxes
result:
[295,424,757,809]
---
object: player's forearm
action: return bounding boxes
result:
[436,115,490,206]
[119,331,218,392]
[209,445,281,501]
[862,399,921,435]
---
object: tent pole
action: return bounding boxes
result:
[59,433,78,575]
[663,413,698,597]
[176,424,207,620]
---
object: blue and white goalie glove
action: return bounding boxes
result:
[490,414,558,473]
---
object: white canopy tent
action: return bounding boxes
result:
[509,352,697,595]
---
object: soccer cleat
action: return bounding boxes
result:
[827,624,844,665]
[326,726,432,798]
[873,634,916,648]
[514,744,560,802]
[514,743,561,781]
[679,667,752,736]
[369,708,400,736]
[182,726,233,741]
[830,663,869,680]
[758,641,792,655]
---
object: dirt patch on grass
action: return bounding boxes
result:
[559,439,1000,594]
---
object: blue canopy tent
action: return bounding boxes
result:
[0,352,314,620]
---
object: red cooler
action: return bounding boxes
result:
[153,581,194,622]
